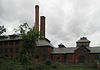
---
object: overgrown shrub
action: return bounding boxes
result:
[0,58,24,70]
[36,63,52,70]
[44,60,52,66]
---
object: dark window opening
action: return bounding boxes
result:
[5,54,8,57]
[9,41,13,45]
[15,41,19,45]
[43,48,47,58]
[57,57,60,62]
[4,49,8,53]
[0,48,2,53]
[42,54,47,60]
[64,55,67,62]
[10,48,13,53]
[51,55,53,60]
[35,56,39,59]
[37,48,41,53]
[16,48,19,53]
[57,57,60,60]
[43,48,47,53]
[10,54,13,57]
[78,56,85,64]
[0,42,3,46]
[4,42,8,45]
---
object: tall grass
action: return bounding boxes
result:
[52,68,99,70]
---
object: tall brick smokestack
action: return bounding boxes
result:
[40,16,45,38]
[35,5,39,33]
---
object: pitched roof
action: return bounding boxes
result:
[51,47,100,54]
[36,38,54,47]
[0,35,54,48]
[51,47,78,54]
[58,43,66,48]
[76,37,90,43]
[87,47,100,53]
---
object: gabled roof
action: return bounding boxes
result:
[36,38,54,47]
[0,34,22,41]
[0,35,54,48]
[51,46,100,54]
[87,47,100,53]
[76,37,90,43]
[58,43,66,48]
[51,47,78,54]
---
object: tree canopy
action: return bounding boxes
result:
[19,23,38,57]
[0,25,6,35]
[17,23,38,70]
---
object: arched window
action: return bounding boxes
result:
[64,55,67,63]
[78,56,85,64]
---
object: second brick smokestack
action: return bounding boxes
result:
[40,16,45,38]
[35,5,39,33]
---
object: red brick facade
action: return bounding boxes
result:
[0,39,21,57]
[50,37,100,66]
[51,47,98,65]
[34,46,53,62]
[0,39,98,65]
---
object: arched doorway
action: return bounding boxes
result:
[78,55,85,64]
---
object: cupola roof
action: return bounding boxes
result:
[76,37,90,43]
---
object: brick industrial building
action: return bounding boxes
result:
[0,5,100,66]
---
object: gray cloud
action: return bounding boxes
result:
[0,0,35,34]
[0,0,100,47]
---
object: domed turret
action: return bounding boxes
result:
[76,37,90,47]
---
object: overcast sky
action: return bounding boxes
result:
[1,0,100,47]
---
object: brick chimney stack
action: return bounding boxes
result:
[40,16,45,38]
[35,5,39,33]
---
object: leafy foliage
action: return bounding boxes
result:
[0,25,6,35]
[17,23,38,70]
[20,27,38,57]
[0,57,24,70]
[96,54,100,64]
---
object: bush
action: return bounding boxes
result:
[44,60,52,66]
[52,64,57,69]
[0,58,24,70]
[36,63,52,70]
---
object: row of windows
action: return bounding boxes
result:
[37,47,48,54]
[0,41,19,46]
[0,48,19,53]
[34,55,67,63]
[51,55,67,62]
[34,55,47,60]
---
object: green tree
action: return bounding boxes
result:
[19,22,38,57]
[18,23,38,70]
[0,25,6,35]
